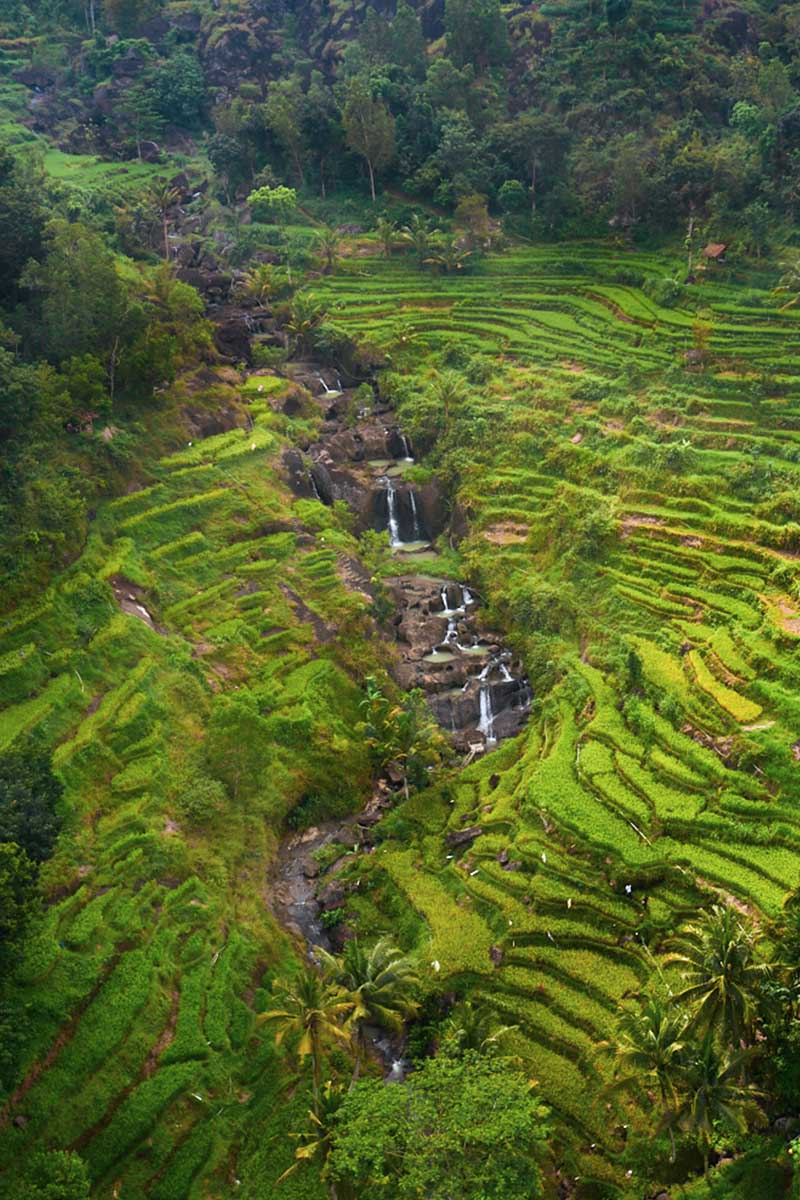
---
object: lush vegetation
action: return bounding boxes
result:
[4,0,800,1197]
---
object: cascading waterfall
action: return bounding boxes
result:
[477,660,497,744]
[409,489,422,541]
[318,375,340,397]
[401,434,414,462]
[384,477,402,548]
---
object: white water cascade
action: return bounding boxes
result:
[384,477,402,548]
[409,488,422,540]
[400,434,414,462]
[477,660,497,744]
[318,375,341,397]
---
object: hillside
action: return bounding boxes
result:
[3,0,800,1197]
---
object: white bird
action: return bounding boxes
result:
[250,441,256,450]
[625,884,632,895]
[567,898,572,909]
[431,960,441,972]
[541,852,547,864]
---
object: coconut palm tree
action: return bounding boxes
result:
[145,180,181,261]
[259,968,352,1112]
[669,1033,762,1176]
[424,236,474,275]
[286,293,325,355]
[598,996,688,1162]
[374,216,397,259]
[399,213,434,267]
[775,253,800,310]
[428,369,469,430]
[279,1081,352,1199]
[666,904,770,1047]
[315,937,420,1084]
[315,226,340,274]
[442,999,517,1055]
[237,262,283,308]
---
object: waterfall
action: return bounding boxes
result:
[318,375,340,396]
[499,661,513,683]
[401,434,414,462]
[409,488,422,540]
[463,586,475,606]
[384,477,402,548]
[478,661,497,743]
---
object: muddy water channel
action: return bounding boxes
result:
[270,365,531,1070]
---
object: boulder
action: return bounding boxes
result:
[213,316,251,363]
[445,826,482,849]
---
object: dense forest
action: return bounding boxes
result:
[4,0,800,1197]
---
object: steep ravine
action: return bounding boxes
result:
[280,362,532,753]
[269,365,531,1050]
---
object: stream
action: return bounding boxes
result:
[269,363,532,1075]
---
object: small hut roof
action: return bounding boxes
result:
[703,242,727,259]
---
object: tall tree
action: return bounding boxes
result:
[497,113,568,214]
[444,0,509,72]
[259,969,352,1113]
[264,77,309,187]
[340,78,396,203]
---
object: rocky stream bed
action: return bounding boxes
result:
[269,364,532,1075]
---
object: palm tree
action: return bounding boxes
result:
[259,968,352,1112]
[670,1033,762,1176]
[598,997,688,1162]
[666,905,770,1047]
[399,213,434,267]
[442,999,517,1055]
[315,937,420,1085]
[315,226,340,274]
[774,253,800,310]
[279,1081,352,1199]
[237,262,282,308]
[424,236,474,275]
[286,293,325,355]
[374,216,397,259]
[146,180,181,261]
[427,369,468,430]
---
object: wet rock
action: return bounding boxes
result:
[182,404,245,440]
[213,316,251,362]
[445,826,482,848]
[177,267,232,298]
[317,880,347,911]
[13,65,57,89]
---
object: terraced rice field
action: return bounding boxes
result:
[0,383,381,1198]
[313,244,800,1183]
